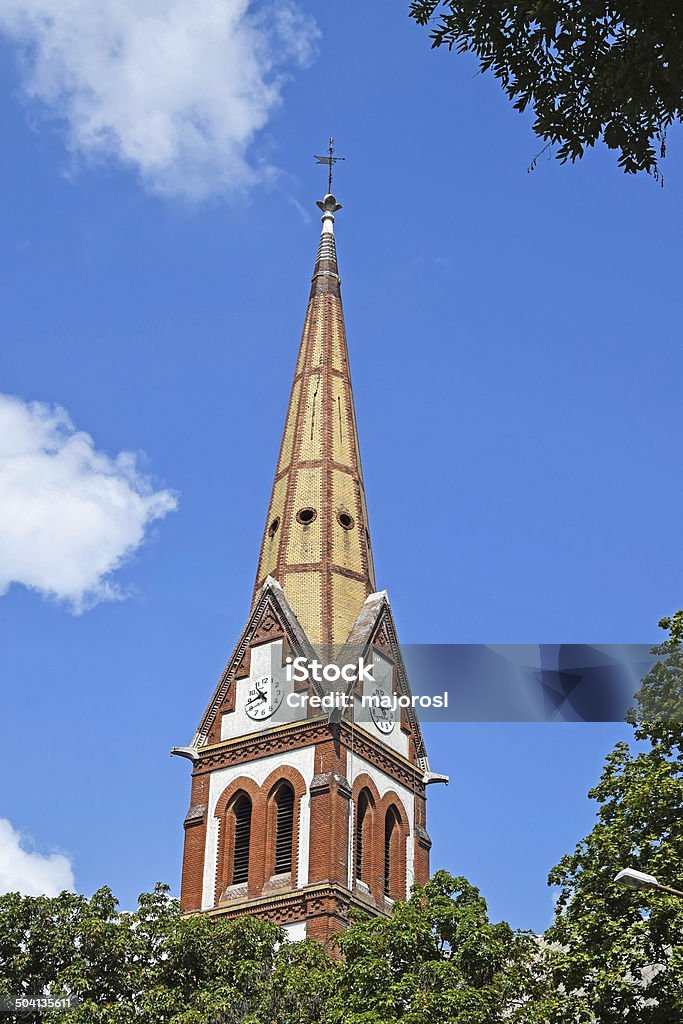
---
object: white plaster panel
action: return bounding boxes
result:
[347,799,354,889]
[353,650,409,758]
[202,745,315,910]
[347,752,416,896]
[283,921,307,942]
[220,640,307,740]
[297,776,311,889]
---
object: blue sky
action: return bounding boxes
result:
[0,0,681,933]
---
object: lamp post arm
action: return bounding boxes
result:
[654,881,683,898]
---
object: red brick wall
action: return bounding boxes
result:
[180,732,431,933]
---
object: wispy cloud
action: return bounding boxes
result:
[0,0,319,198]
[0,818,74,896]
[287,194,312,225]
[0,394,177,611]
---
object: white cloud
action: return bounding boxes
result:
[0,819,74,896]
[0,394,177,611]
[0,0,319,198]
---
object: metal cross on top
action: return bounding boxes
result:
[315,137,345,195]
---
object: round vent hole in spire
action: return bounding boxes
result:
[268,517,280,537]
[296,508,317,526]
[337,512,354,531]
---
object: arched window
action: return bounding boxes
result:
[384,806,401,897]
[355,789,371,882]
[274,783,295,874]
[231,794,252,885]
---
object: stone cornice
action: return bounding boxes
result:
[191,716,425,795]
[342,723,425,794]
[193,719,330,775]
[202,881,388,926]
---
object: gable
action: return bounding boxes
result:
[193,578,320,748]
[340,592,429,771]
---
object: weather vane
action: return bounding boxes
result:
[314,137,345,195]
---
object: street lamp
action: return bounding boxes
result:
[614,867,683,898]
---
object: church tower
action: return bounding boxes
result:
[174,187,439,942]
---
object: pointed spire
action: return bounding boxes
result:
[252,193,376,647]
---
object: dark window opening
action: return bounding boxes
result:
[232,795,252,886]
[338,512,354,531]
[384,807,400,897]
[296,507,317,525]
[355,790,370,882]
[268,516,280,537]
[274,783,295,874]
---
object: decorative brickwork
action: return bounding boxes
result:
[180,773,210,912]
[209,767,307,907]
[177,192,434,943]
[253,195,375,647]
[350,773,413,907]
[214,777,262,900]
[205,882,383,943]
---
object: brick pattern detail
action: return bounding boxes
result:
[196,589,314,749]
[195,583,429,780]
[178,201,433,941]
[351,774,411,909]
[205,883,383,944]
[181,627,432,925]
[209,766,307,907]
[196,720,425,794]
[180,773,210,912]
[252,208,376,646]
[308,770,352,888]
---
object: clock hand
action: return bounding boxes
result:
[246,691,268,707]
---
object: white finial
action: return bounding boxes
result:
[316,193,342,235]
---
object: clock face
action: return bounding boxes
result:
[369,685,395,734]
[244,675,284,721]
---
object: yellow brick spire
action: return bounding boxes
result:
[253,193,376,646]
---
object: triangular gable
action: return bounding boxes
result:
[339,590,429,771]
[192,577,320,748]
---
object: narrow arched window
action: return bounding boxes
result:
[231,794,252,885]
[274,783,295,874]
[384,806,400,897]
[355,790,370,882]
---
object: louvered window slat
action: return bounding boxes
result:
[274,785,294,874]
[355,792,369,882]
[384,808,398,896]
[232,795,252,885]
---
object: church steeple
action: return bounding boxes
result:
[253,192,375,647]
[175,177,436,943]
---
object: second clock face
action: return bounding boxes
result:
[244,676,284,721]
[369,685,396,734]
